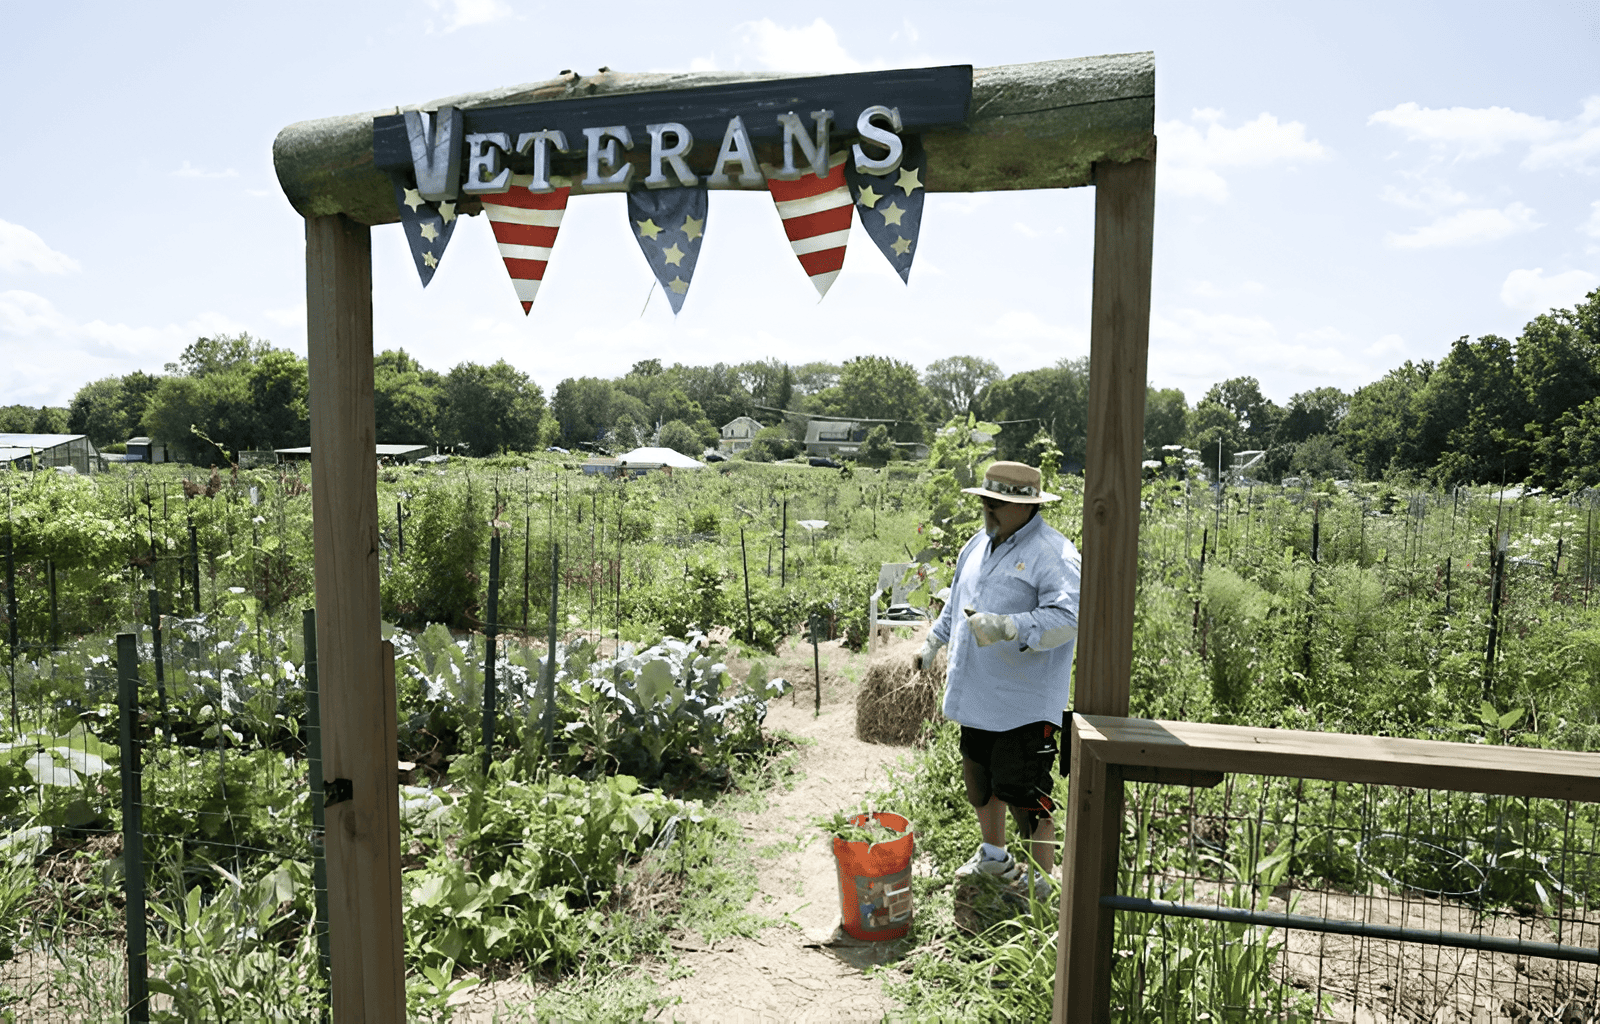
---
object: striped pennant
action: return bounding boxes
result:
[479,175,571,314]
[765,151,852,299]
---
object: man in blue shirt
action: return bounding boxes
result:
[913,461,1081,900]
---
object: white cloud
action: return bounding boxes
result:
[173,161,238,179]
[1385,202,1540,248]
[1370,96,1600,170]
[1500,268,1600,313]
[1583,200,1600,239]
[0,290,246,402]
[1365,334,1407,358]
[1158,111,1328,202]
[0,220,80,274]
[1368,102,1560,159]
[736,18,866,73]
[263,303,305,328]
[427,0,511,32]
[1379,179,1469,211]
[1188,279,1266,299]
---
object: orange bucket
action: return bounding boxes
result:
[831,811,915,941]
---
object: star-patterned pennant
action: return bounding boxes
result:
[764,150,852,298]
[844,136,926,283]
[479,175,572,314]
[389,171,461,287]
[627,187,707,314]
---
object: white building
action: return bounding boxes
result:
[719,416,763,453]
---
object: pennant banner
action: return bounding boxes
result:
[765,151,852,299]
[479,176,571,314]
[844,136,926,283]
[627,187,708,314]
[388,171,460,287]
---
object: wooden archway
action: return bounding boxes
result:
[272,52,1155,1020]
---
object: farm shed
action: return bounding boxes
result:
[0,433,104,474]
[274,443,431,464]
[803,418,867,457]
[273,53,1154,1018]
[124,436,167,463]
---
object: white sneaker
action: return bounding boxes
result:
[954,844,1022,883]
[1016,867,1053,903]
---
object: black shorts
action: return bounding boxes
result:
[959,721,1060,813]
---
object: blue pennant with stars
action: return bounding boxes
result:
[388,171,460,287]
[627,187,707,314]
[844,135,926,284]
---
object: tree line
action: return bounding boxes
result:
[31,288,1600,485]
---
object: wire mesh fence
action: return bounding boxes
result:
[1113,772,1600,1022]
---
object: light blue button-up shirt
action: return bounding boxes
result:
[931,511,1081,732]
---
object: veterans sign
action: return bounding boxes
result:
[371,65,971,310]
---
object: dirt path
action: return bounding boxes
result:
[643,670,910,1023]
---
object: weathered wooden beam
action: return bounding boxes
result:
[272,52,1154,223]
[1073,154,1155,719]
[306,213,405,1020]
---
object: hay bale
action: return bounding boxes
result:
[856,626,947,745]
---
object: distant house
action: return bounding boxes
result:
[804,420,867,458]
[0,433,103,474]
[719,416,763,453]
[274,443,431,464]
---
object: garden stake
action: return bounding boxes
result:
[396,500,404,556]
[811,614,822,717]
[483,533,500,776]
[781,497,788,586]
[188,507,200,614]
[740,528,754,643]
[148,590,168,728]
[1485,528,1509,694]
[116,632,149,1022]
[5,528,16,736]
[302,608,332,993]
[47,558,57,650]
[542,543,560,757]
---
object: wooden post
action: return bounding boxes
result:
[1055,152,1155,1024]
[305,212,404,1021]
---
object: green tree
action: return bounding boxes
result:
[374,348,443,445]
[1289,433,1352,480]
[1280,387,1350,446]
[924,355,1004,422]
[977,357,1090,468]
[658,419,701,457]
[1340,361,1431,479]
[244,349,309,449]
[1410,335,1526,484]
[858,424,896,466]
[67,376,132,445]
[1186,400,1246,474]
[1202,376,1280,446]
[1516,291,1600,487]
[742,425,799,462]
[1144,386,1188,455]
[31,407,69,434]
[551,377,617,443]
[441,360,545,455]
[165,332,271,378]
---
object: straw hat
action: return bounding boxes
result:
[960,461,1059,505]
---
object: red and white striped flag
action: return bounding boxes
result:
[479,177,571,314]
[765,151,852,298]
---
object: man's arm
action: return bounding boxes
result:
[1009,541,1081,651]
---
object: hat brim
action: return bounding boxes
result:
[960,486,1059,504]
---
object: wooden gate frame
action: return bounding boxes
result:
[273,53,1155,1020]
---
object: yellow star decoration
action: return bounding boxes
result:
[438,201,457,224]
[403,188,425,212]
[680,214,704,242]
[856,184,882,208]
[668,277,689,294]
[890,236,912,256]
[880,202,905,227]
[418,222,440,243]
[662,243,686,266]
[895,166,922,195]
[637,219,664,240]
[422,251,439,268]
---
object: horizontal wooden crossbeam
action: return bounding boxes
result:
[273,53,1155,224]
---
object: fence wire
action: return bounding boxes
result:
[1114,773,1600,1022]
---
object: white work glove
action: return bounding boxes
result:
[913,634,944,672]
[964,608,1018,647]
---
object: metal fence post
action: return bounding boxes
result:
[147,590,168,726]
[5,533,16,733]
[542,543,560,755]
[116,633,149,1022]
[483,534,500,776]
[302,608,332,993]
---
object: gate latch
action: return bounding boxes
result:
[324,778,353,807]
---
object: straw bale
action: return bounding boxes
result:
[856,625,947,746]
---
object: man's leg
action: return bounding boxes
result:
[964,756,1007,847]
[1008,804,1055,873]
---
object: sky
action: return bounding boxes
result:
[1,1,1597,412]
